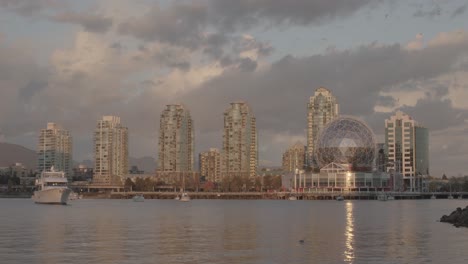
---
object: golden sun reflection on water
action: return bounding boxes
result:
[344,201,355,263]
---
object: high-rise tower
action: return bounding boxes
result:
[222,101,258,179]
[37,123,73,180]
[199,148,221,183]
[307,87,339,168]
[158,104,194,174]
[385,111,429,191]
[282,142,306,172]
[93,116,128,185]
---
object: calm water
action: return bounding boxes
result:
[1,199,467,264]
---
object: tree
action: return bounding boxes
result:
[124,178,135,191]
[134,178,145,191]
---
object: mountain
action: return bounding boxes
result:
[76,157,156,173]
[0,143,36,169]
[129,156,157,173]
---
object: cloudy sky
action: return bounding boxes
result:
[0,0,468,176]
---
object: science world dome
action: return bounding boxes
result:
[315,116,376,171]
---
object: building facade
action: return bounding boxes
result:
[307,87,339,168]
[222,102,258,179]
[37,123,73,179]
[93,116,129,185]
[282,142,306,172]
[385,111,429,191]
[199,148,221,183]
[158,104,194,174]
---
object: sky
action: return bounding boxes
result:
[0,0,468,176]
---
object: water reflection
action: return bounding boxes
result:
[344,201,354,262]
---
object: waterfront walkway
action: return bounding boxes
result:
[104,191,468,200]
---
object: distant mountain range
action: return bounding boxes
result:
[0,143,36,169]
[0,142,157,173]
[129,156,157,173]
[75,157,156,173]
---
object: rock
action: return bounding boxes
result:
[440,206,468,228]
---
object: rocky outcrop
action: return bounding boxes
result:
[440,206,468,228]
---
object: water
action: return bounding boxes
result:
[1,199,467,264]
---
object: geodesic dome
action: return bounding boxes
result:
[315,116,376,171]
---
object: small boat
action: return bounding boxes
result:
[69,192,82,200]
[132,194,144,202]
[430,194,436,199]
[32,167,71,205]
[288,196,297,201]
[448,195,454,199]
[458,195,463,200]
[174,195,180,200]
[377,194,388,201]
[179,192,191,202]
[387,195,395,200]
[336,195,344,201]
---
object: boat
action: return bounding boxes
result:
[179,192,191,202]
[336,195,344,201]
[377,193,388,201]
[430,194,436,199]
[132,194,145,202]
[458,195,463,200]
[174,195,180,200]
[448,195,454,199]
[31,167,71,205]
[387,195,395,200]
[178,175,190,202]
[288,196,297,201]
[69,192,82,200]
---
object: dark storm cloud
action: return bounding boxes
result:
[209,0,378,31]
[413,4,442,18]
[400,96,468,131]
[180,35,468,137]
[0,0,64,17]
[451,3,467,18]
[18,80,48,102]
[52,11,113,33]
[376,95,397,108]
[117,0,380,56]
[117,3,208,48]
[238,58,258,72]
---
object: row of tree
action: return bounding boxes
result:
[124,175,283,192]
[427,176,468,192]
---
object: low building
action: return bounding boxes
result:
[72,165,93,182]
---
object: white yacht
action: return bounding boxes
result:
[132,194,145,202]
[179,192,191,202]
[32,168,71,205]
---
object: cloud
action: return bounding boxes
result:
[117,3,208,47]
[0,0,65,17]
[405,33,424,51]
[208,0,378,31]
[116,0,378,60]
[413,3,442,18]
[51,11,113,33]
[451,3,467,18]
